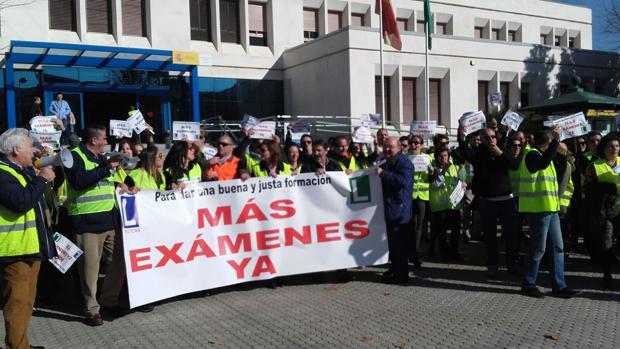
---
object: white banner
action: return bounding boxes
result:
[118,170,387,308]
[173,121,201,141]
[501,110,525,131]
[30,130,62,149]
[352,126,374,144]
[49,233,83,274]
[409,154,431,173]
[459,111,486,136]
[30,116,61,133]
[543,112,589,141]
[110,120,133,138]
[410,121,437,139]
[127,110,148,134]
[250,121,276,140]
[450,181,466,207]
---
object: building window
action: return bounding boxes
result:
[416,20,425,33]
[402,78,417,123]
[122,0,146,37]
[500,82,510,110]
[328,11,342,33]
[521,83,530,107]
[220,0,240,43]
[436,22,447,35]
[508,30,516,42]
[303,8,318,41]
[49,0,77,31]
[554,35,561,46]
[429,79,441,124]
[478,81,488,114]
[474,26,483,39]
[491,28,500,41]
[540,34,547,45]
[249,2,267,46]
[375,76,391,121]
[351,13,365,27]
[397,18,408,32]
[190,0,211,41]
[87,0,112,34]
[568,37,575,48]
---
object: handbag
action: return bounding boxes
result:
[69,112,76,126]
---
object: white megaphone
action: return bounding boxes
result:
[34,148,74,169]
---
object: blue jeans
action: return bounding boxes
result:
[523,212,567,290]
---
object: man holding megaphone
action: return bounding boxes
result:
[0,128,56,349]
[63,124,128,326]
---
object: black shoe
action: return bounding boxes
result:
[30,345,45,349]
[382,275,409,285]
[136,304,155,313]
[382,269,394,279]
[102,306,129,319]
[520,286,545,298]
[551,287,582,299]
[85,313,104,326]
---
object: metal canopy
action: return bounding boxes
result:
[520,88,620,112]
[4,40,200,128]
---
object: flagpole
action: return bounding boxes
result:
[379,0,386,129]
[424,18,430,122]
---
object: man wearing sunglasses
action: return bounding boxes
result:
[457,124,521,278]
[206,134,249,181]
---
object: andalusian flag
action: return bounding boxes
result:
[375,0,402,50]
[424,0,433,50]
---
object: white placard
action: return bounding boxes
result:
[30,130,62,149]
[409,154,431,173]
[30,116,61,133]
[449,181,466,207]
[241,114,260,129]
[49,232,83,274]
[127,110,148,134]
[173,121,201,141]
[118,170,387,308]
[410,120,437,139]
[543,112,589,141]
[360,113,382,127]
[202,145,218,160]
[488,92,503,107]
[290,120,311,134]
[352,126,374,144]
[501,110,525,131]
[459,111,487,136]
[250,121,276,140]
[110,120,133,138]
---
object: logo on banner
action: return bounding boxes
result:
[121,195,140,230]
[350,176,371,204]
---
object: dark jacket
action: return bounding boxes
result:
[301,157,342,173]
[380,152,414,224]
[0,155,57,263]
[65,144,119,233]
[457,140,520,198]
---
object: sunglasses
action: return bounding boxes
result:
[412,141,421,145]
[218,142,232,147]
[578,141,586,145]
[400,143,410,147]
[441,141,449,145]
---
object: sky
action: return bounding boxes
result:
[554,0,617,52]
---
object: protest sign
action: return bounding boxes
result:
[409,154,431,173]
[543,112,589,141]
[110,120,133,138]
[250,121,276,140]
[410,120,437,140]
[117,170,387,308]
[173,121,201,141]
[360,113,382,127]
[501,110,525,131]
[29,130,62,149]
[241,114,260,129]
[450,181,466,207]
[30,116,61,133]
[290,120,311,134]
[127,110,149,134]
[49,233,83,274]
[488,92,502,107]
[352,126,374,144]
[202,145,218,160]
[459,111,486,136]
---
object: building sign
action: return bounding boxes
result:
[172,51,199,65]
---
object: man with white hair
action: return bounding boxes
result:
[0,128,55,349]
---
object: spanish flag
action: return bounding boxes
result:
[375,0,402,50]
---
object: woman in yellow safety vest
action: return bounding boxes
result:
[127,145,166,190]
[286,144,302,175]
[428,146,465,261]
[409,135,428,268]
[163,141,203,189]
[583,134,620,289]
[250,140,291,177]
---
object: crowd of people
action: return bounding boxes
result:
[1,117,619,349]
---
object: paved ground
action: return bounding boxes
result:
[2,240,620,349]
